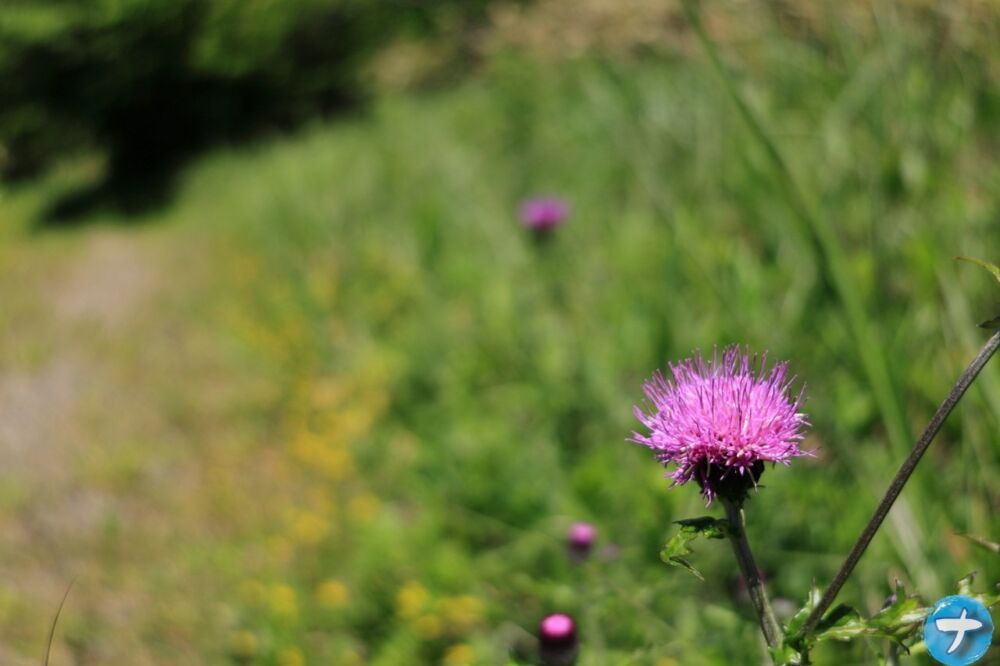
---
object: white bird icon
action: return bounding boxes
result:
[934,607,984,654]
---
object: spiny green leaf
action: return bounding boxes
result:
[782,578,999,658]
[784,584,822,639]
[978,315,1000,330]
[956,532,1000,553]
[814,598,926,646]
[971,583,1000,610]
[662,554,705,580]
[869,594,928,641]
[957,256,1000,284]
[674,516,729,535]
[981,591,1000,608]
[891,578,906,601]
[768,643,803,666]
[660,516,729,580]
[955,573,1000,608]
[957,572,976,596]
[813,605,867,642]
[956,258,1000,325]
[789,592,929,653]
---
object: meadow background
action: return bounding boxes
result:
[1,1,999,664]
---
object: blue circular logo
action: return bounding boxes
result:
[924,595,993,665]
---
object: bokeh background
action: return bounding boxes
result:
[1,1,999,664]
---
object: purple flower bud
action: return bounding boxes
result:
[567,522,596,562]
[539,613,577,665]
[519,197,569,232]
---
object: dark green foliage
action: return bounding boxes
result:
[0,0,493,186]
[776,577,1000,664]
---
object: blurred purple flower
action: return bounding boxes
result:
[632,346,809,504]
[567,522,596,562]
[539,613,577,665]
[520,197,569,232]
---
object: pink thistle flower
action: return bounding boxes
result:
[519,197,569,232]
[539,613,577,665]
[567,522,596,562]
[632,346,810,504]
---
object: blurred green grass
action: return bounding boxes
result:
[2,7,1000,665]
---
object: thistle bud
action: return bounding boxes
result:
[567,522,596,563]
[519,197,569,235]
[539,613,577,665]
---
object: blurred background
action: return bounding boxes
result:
[1,1,999,664]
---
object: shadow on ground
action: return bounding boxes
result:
[37,169,179,228]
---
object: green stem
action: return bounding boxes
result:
[721,498,783,650]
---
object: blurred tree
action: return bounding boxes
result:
[0,0,498,214]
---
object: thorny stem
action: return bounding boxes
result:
[721,498,783,650]
[799,326,1000,637]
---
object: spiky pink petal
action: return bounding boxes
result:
[632,346,810,503]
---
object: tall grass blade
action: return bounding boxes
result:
[44,578,75,666]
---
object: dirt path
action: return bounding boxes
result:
[0,226,242,664]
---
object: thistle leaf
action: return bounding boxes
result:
[868,594,928,642]
[956,532,1000,553]
[782,578,998,658]
[957,572,976,596]
[961,574,1000,609]
[768,643,803,666]
[957,256,1000,284]
[978,587,1000,609]
[660,516,729,580]
[784,584,822,638]
[813,604,867,642]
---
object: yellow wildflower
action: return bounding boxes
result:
[440,595,484,631]
[269,584,298,620]
[228,630,258,660]
[414,613,443,640]
[396,581,429,619]
[443,643,476,666]
[310,378,346,410]
[316,579,350,609]
[292,432,324,464]
[336,406,377,442]
[290,511,330,545]
[315,445,355,480]
[277,646,305,666]
[348,493,380,523]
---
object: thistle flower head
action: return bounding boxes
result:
[566,522,596,562]
[539,613,577,665]
[632,346,809,504]
[520,197,569,231]
[567,522,596,550]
